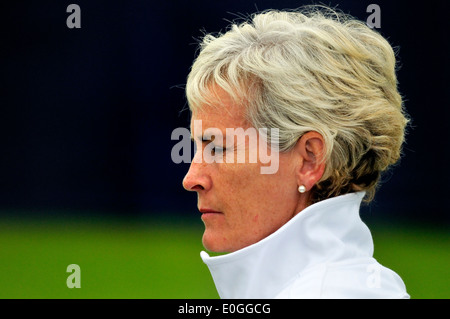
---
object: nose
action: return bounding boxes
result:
[182,160,212,192]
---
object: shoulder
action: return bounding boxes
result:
[275,258,409,299]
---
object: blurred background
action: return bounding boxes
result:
[0,0,448,298]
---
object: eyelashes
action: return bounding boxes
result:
[211,145,225,154]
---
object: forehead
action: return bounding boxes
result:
[190,87,249,130]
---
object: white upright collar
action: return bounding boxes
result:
[200,192,372,299]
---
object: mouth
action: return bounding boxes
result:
[199,208,223,220]
[199,208,223,215]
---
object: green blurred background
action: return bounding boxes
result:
[0,214,448,299]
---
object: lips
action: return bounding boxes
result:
[199,208,222,215]
[200,209,223,222]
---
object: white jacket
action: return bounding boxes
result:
[200,192,409,299]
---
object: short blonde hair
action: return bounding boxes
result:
[186,6,409,202]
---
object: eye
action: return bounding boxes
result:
[212,145,225,154]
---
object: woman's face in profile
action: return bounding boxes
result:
[183,88,302,253]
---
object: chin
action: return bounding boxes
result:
[202,229,231,253]
[202,228,254,253]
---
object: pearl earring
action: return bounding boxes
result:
[298,185,306,193]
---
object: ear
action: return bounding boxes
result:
[293,131,326,192]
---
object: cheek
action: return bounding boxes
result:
[221,162,261,195]
[213,162,260,220]
[204,161,298,252]
[219,149,294,204]
[218,163,277,220]
[231,161,298,222]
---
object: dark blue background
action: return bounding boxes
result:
[1,1,449,223]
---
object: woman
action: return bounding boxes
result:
[182,6,409,298]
